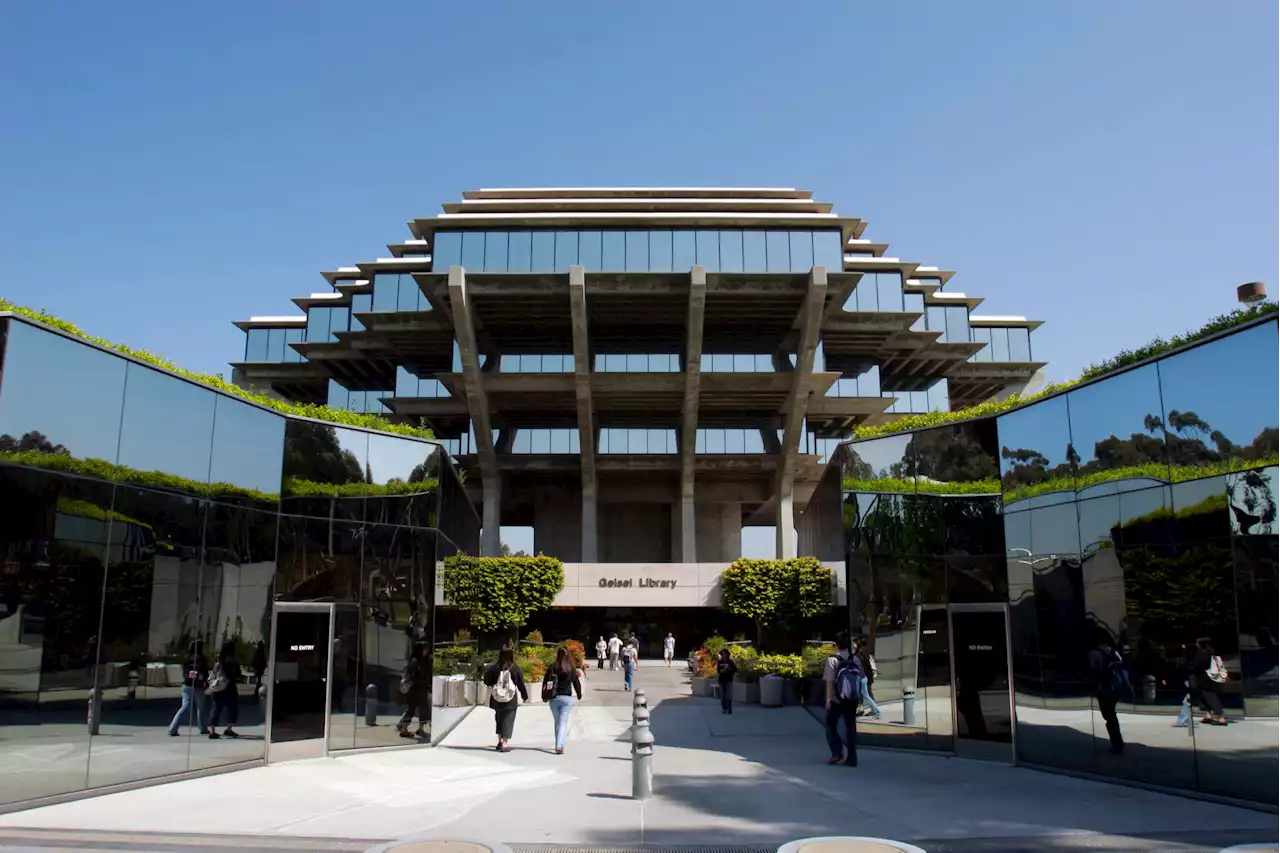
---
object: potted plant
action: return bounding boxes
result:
[729,645,761,704]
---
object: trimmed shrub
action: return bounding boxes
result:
[720,557,834,632]
[441,554,565,632]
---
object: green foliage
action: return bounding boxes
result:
[524,629,545,645]
[701,635,729,660]
[1,448,279,502]
[842,476,1001,495]
[855,303,1277,440]
[441,554,565,632]
[282,476,439,498]
[720,557,834,628]
[755,653,806,679]
[56,497,150,529]
[432,645,478,676]
[0,298,433,441]
[728,644,761,682]
[802,643,837,678]
[1002,455,1279,503]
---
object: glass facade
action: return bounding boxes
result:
[599,428,677,455]
[0,318,478,808]
[595,353,680,372]
[971,327,1034,363]
[841,318,1279,803]
[242,327,305,363]
[432,228,843,274]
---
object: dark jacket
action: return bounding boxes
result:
[546,668,582,699]
[484,664,528,707]
[184,656,209,690]
[218,656,241,689]
[1189,648,1220,691]
[716,659,737,684]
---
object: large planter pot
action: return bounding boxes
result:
[733,680,760,704]
[783,678,804,706]
[691,676,710,697]
[759,675,784,707]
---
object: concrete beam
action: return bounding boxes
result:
[568,265,598,561]
[447,265,501,555]
[776,266,828,558]
[679,266,708,562]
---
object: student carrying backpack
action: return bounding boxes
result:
[823,632,862,767]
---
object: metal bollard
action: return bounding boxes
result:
[365,684,379,726]
[87,688,102,735]
[631,715,654,800]
[902,687,916,727]
[631,704,650,754]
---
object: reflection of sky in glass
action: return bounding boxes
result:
[117,362,215,483]
[996,395,1073,476]
[0,322,126,462]
[209,395,285,495]
[1077,494,1120,550]
[1171,475,1226,513]
[1028,503,1081,556]
[333,427,368,475]
[1157,322,1279,448]
[846,434,913,479]
[1067,364,1165,465]
[367,433,433,485]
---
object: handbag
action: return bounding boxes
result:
[541,672,556,702]
[206,663,229,695]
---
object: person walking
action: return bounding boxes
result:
[607,634,621,671]
[823,631,862,766]
[716,648,737,714]
[542,647,583,754]
[663,633,676,667]
[483,645,528,751]
[1088,631,1130,754]
[856,640,882,720]
[1191,637,1229,725]
[621,639,638,691]
[207,640,241,739]
[168,641,209,737]
[595,636,607,670]
[395,642,429,739]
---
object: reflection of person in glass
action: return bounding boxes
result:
[1190,637,1228,726]
[396,642,429,739]
[208,640,241,739]
[168,641,209,737]
[1088,628,1129,755]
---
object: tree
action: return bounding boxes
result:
[441,554,564,633]
[720,557,833,647]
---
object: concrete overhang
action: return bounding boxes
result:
[926,291,984,310]
[462,187,816,200]
[970,315,1045,331]
[441,197,835,215]
[228,360,330,382]
[843,256,920,279]
[334,279,372,294]
[844,239,889,257]
[320,266,363,284]
[903,279,943,298]
[387,239,431,257]
[291,292,346,311]
[912,266,956,286]
[232,315,307,332]
[355,257,434,275]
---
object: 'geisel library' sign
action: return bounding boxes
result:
[437,562,845,608]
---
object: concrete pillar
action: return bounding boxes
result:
[581,485,598,562]
[680,497,696,562]
[719,503,741,561]
[482,475,501,557]
[776,485,796,559]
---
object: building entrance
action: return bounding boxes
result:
[266,603,334,762]
[948,604,1015,762]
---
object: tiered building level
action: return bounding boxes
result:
[232,188,1045,561]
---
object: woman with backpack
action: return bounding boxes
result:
[483,645,528,752]
[621,639,638,691]
[542,647,583,754]
[167,641,209,737]
[207,640,241,739]
[1191,637,1228,725]
[396,643,429,739]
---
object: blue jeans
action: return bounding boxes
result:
[624,662,634,689]
[860,676,881,717]
[549,695,574,749]
[169,684,206,734]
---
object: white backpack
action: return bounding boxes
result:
[1206,655,1228,684]
[490,668,517,703]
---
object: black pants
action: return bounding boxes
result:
[397,695,427,728]
[825,699,858,764]
[1199,686,1224,717]
[210,687,239,728]
[493,701,518,740]
[719,680,733,712]
[1097,695,1124,751]
[598,657,605,670]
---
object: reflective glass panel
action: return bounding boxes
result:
[484,231,509,272]
[990,328,1010,361]
[555,231,578,272]
[719,230,743,272]
[765,231,790,272]
[306,307,331,344]
[743,231,767,272]
[397,275,422,312]
[813,231,843,270]
[283,328,304,363]
[461,232,485,270]
[372,274,398,312]
[395,365,418,398]
[625,230,649,272]
[971,327,992,362]
[530,232,555,272]
[672,231,695,272]
[997,394,1076,507]
[601,231,625,270]
[945,306,970,343]
[245,329,269,362]
[507,231,532,272]
[1068,363,1168,496]
[117,363,216,486]
[433,232,462,269]
[280,420,369,520]
[789,231,814,271]
[330,308,349,336]
[209,395,285,501]
[579,231,602,270]
[695,230,719,271]
[649,230,673,272]
[1009,328,1032,361]
[857,276,878,312]
[877,273,904,311]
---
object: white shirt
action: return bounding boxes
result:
[607,637,621,653]
[595,640,607,655]
[663,637,675,652]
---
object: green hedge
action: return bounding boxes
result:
[0,298,433,441]
[854,302,1277,440]
[843,476,1001,495]
[1004,454,1278,503]
[441,554,565,632]
[720,557,833,628]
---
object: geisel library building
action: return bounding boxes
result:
[0,188,1274,810]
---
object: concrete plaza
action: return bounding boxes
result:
[0,662,1274,851]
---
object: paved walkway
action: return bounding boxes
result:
[0,662,1274,850]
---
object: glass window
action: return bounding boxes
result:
[628,429,647,454]
[857,277,878,312]
[512,429,531,454]
[813,230,843,270]
[649,230,672,272]
[530,232,555,272]
[905,292,926,330]
[372,274,399,312]
[971,327,992,362]
[601,231,625,270]
[117,363,216,486]
[209,394,285,499]
[745,430,765,453]
[397,275,421,312]
[990,327,1010,361]
[719,230,743,273]
[743,231,767,272]
[283,328,304,362]
[997,394,1075,507]
[306,307,331,343]
[765,231,790,272]
[484,231,509,272]
[926,378,950,412]
[789,231,814,271]
[1009,328,1032,361]
[245,329,269,361]
[945,306,971,344]
[672,231,696,272]
[625,230,649,272]
[579,230,602,270]
[550,429,570,454]
[395,365,418,397]
[858,364,881,396]
[754,354,772,372]
[726,429,746,454]
[507,231,532,272]
[265,329,287,362]
[461,231,485,270]
[627,353,647,372]
[877,273,904,311]
[531,429,551,454]
[927,306,947,337]
[433,232,462,269]
[695,230,719,271]
[330,308,349,336]
[733,354,755,372]
[555,231,578,272]
[705,429,726,453]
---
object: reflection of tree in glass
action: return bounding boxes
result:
[1229,469,1277,535]
[0,430,68,455]
[283,422,363,485]
[913,428,998,484]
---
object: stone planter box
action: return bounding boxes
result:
[691,676,711,697]
[733,680,760,704]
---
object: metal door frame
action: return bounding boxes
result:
[265,602,336,763]
[946,602,1016,764]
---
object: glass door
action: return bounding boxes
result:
[948,604,1015,762]
[266,603,334,762]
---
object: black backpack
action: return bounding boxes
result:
[399,659,420,695]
